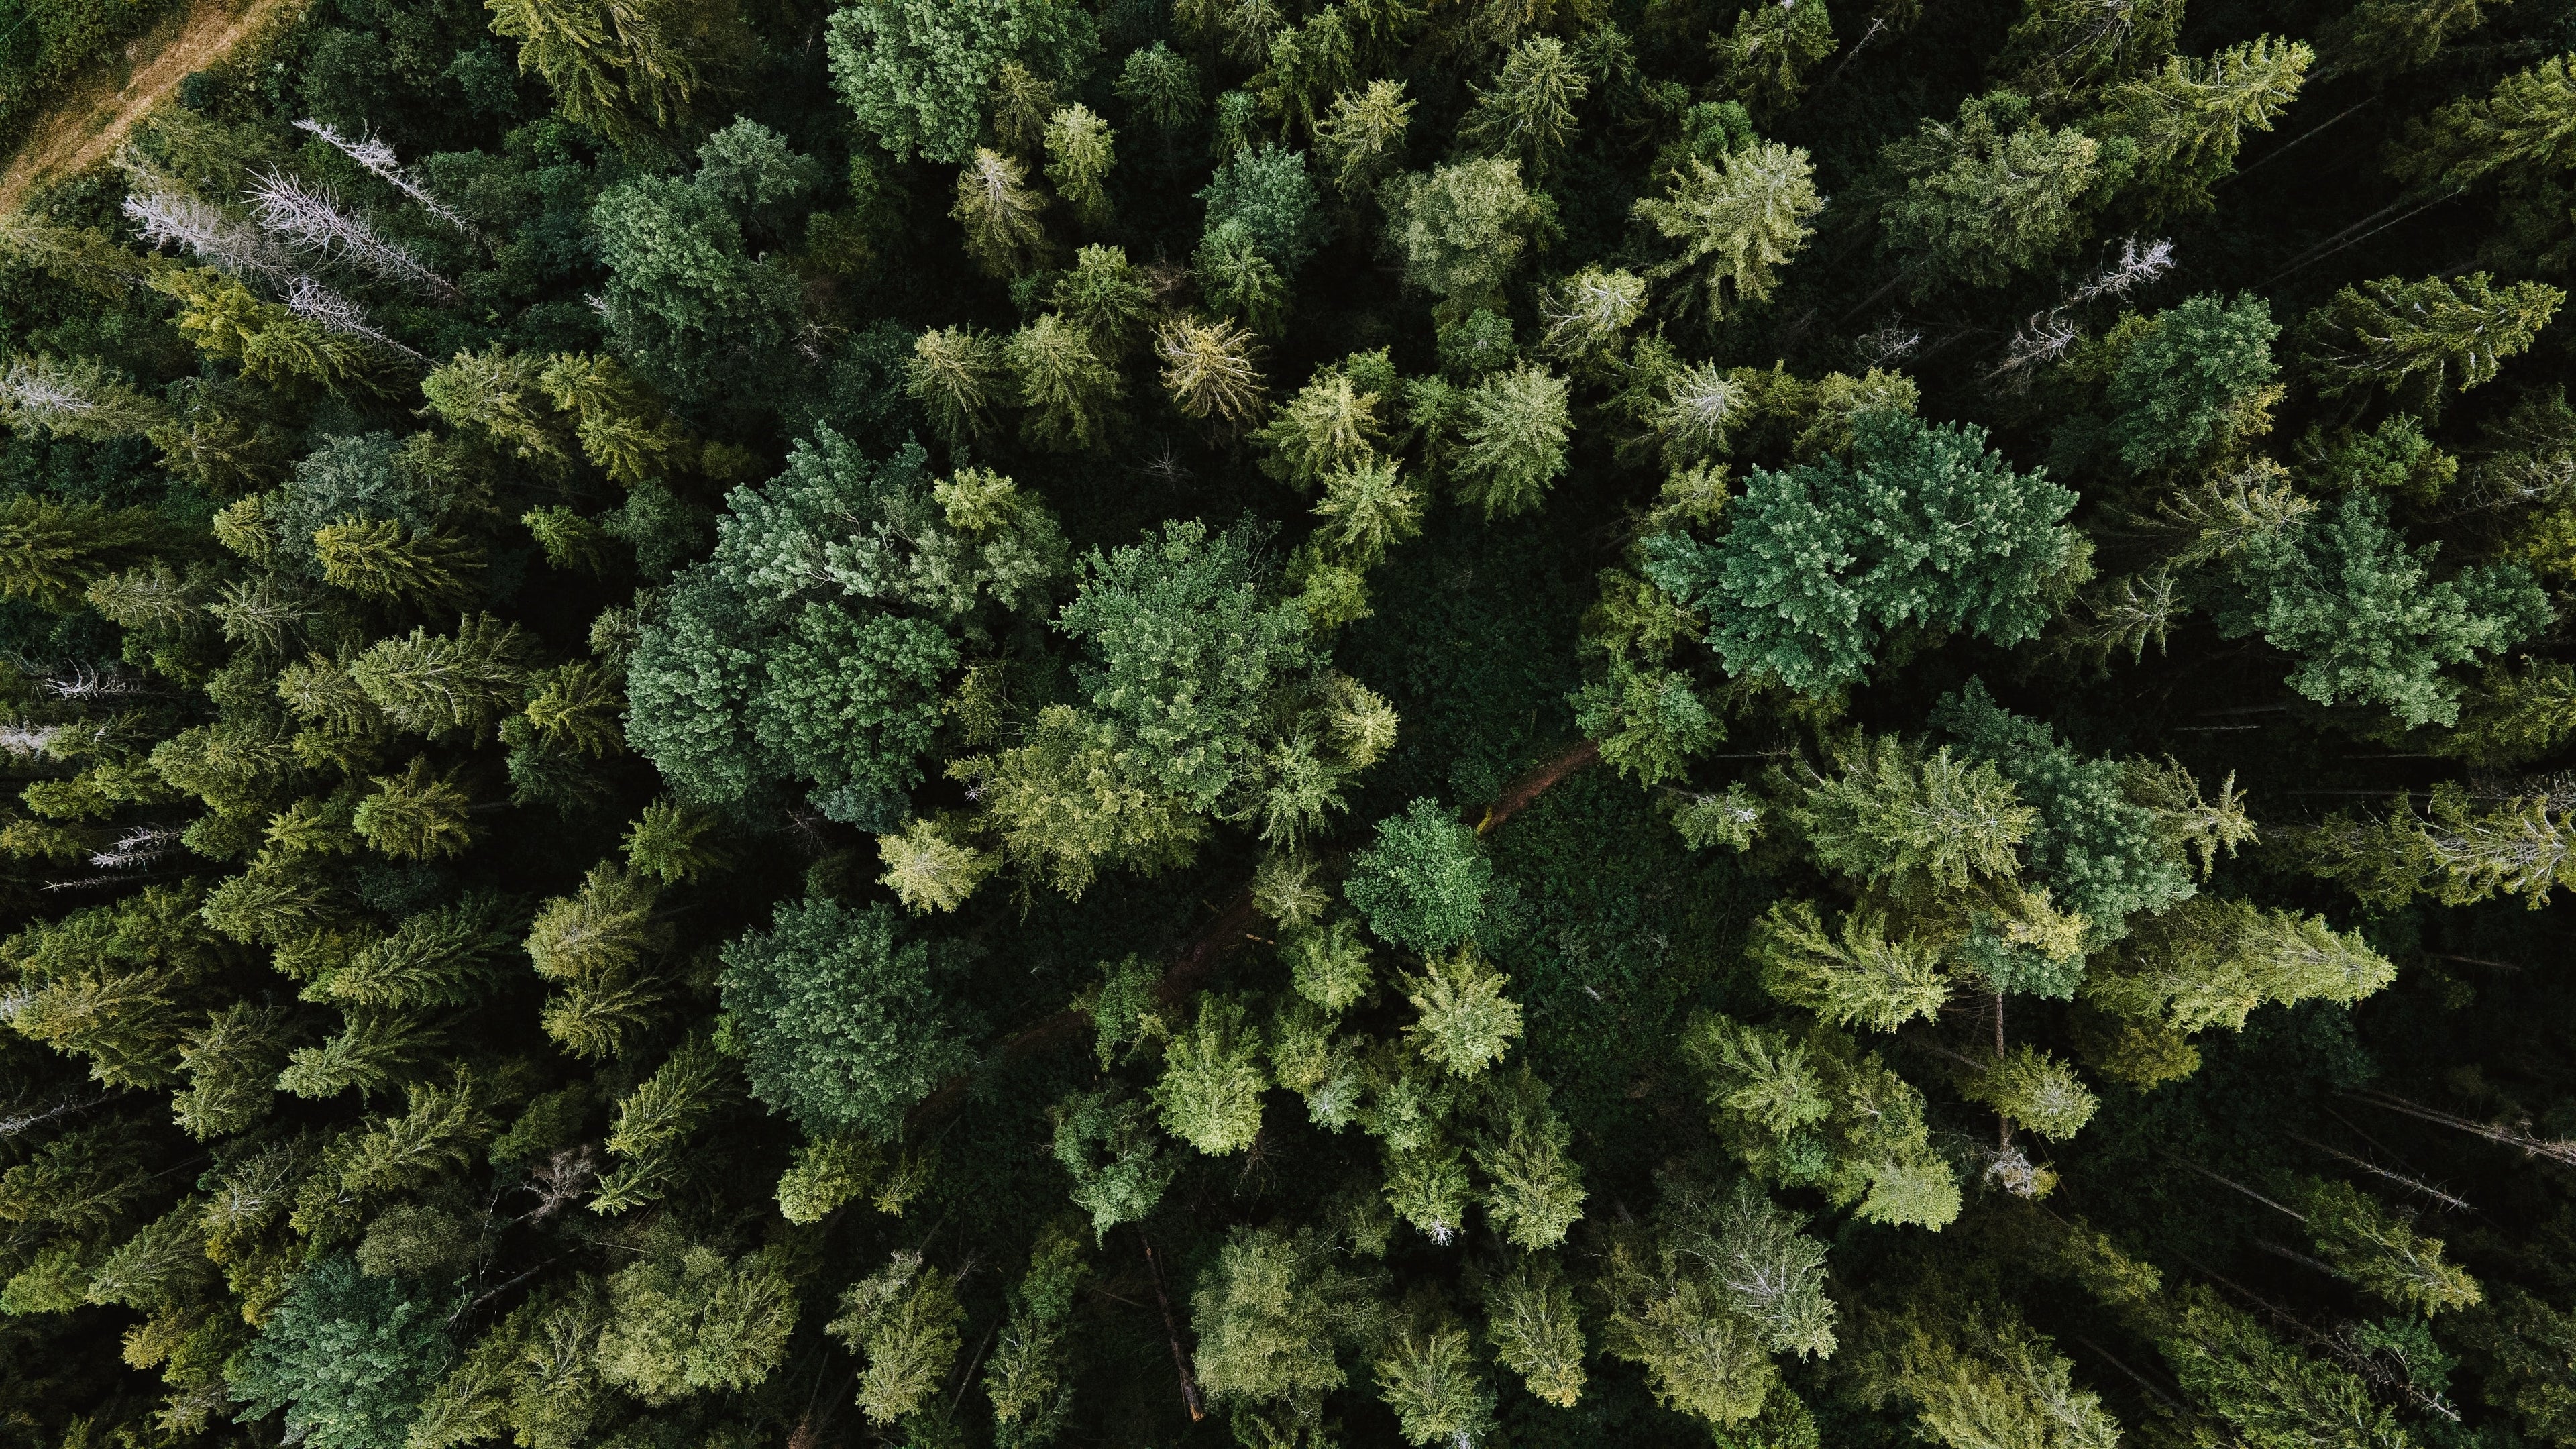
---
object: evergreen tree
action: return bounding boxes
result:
[1153,994,1269,1154]
[718,900,979,1137]
[596,1240,797,1400]
[1116,42,1205,131]
[1316,79,1414,198]
[1880,94,2102,292]
[1255,366,1387,491]
[225,1255,454,1449]
[826,0,1099,163]
[1373,1317,1496,1448]
[1644,413,2085,692]
[0,495,175,610]
[907,325,1008,449]
[485,0,729,144]
[2298,1179,2482,1316]
[1043,104,1118,227]
[352,757,476,861]
[2217,492,2553,728]
[2393,52,2576,190]
[1482,1256,1587,1406]
[2302,273,2564,411]
[1007,312,1127,451]
[1713,0,1835,116]
[1346,798,1491,953]
[2106,293,2279,472]
[2103,36,2312,218]
[955,149,1055,278]
[828,1251,965,1424]
[1157,315,1270,426]
[1451,364,1572,519]
[1460,36,1588,175]
[1379,156,1555,309]
[1191,1228,1370,1444]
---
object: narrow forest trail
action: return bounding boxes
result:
[0,0,297,212]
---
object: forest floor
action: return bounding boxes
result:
[0,0,294,212]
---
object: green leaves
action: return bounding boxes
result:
[1648,413,2082,693]
[718,900,979,1137]
[1345,798,1491,954]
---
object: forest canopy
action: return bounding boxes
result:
[2,1,2575,1448]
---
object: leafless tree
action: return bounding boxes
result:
[295,118,470,231]
[246,170,460,301]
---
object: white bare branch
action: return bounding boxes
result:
[246,170,460,301]
[295,118,470,231]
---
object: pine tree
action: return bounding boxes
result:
[2394,52,2576,191]
[1646,412,2084,692]
[1880,97,2101,292]
[1157,315,1270,426]
[1042,105,1118,227]
[321,894,514,1008]
[2298,1179,2482,1316]
[0,354,172,441]
[622,796,732,883]
[525,862,667,984]
[874,814,1000,912]
[1154,994,1269,1153]
[2105,37,2312,218]
[1482,1256,1587,1406]
[989,59,1061,154]
[2303,273,2564,411]
[829,1251,965,1424]
[352,757,476,860]
[314,517,486,610]
[1876,1301,2123,1449]
[1452,364,1572,520]
[350,616,539,742]
[953,149,1053,278]
[907,325,1008,450]
[1403,943,1523,1079]
[2159,1289,2408,1449]
[1053,244,1154,358]
[1713,0,1835,115]
[1373,1318,1497,1448]
[1536,264,1646,373]
[1788,734,2036,890]
[1470,1067,1586,1247]
[0,496,177,610]
[2090,896,2397,1032]
[1962,1045,2099,1140]
[1007,313,1127,452]
[486,0,722,144]
[1191,1227,1369,1442]
[1461,36,1588,175]
[1254,366,1387,490]
[1316,79,1415,198]
[599,1242,798,1401]
[594,1033,736,1212]
[1195,220,1291,333]
[1116,42,1205,131]
[1754,901,1954,1034]
[1258,6,1359,138]
[1379,156,1555,309]
[1315,455,1423,566]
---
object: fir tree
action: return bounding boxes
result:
[953,149,1054,278]
[1316,79,1415,198]
[1042,105,1118,227]
[1713,0,1835,116]
[1007,312,1128,451]
[1460,36,1588,175]
[2303,273,2564,411]
[1452,364,1572,520]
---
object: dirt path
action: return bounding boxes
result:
[0,0,292,212]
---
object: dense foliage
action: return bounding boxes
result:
[3,1,2575,1449]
